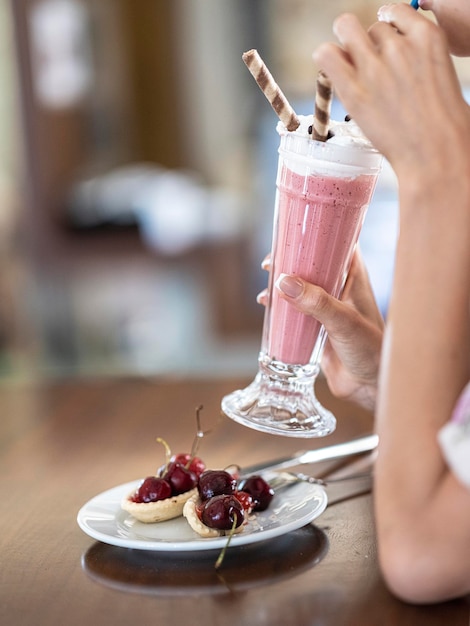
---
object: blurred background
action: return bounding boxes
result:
[0,0,469,381]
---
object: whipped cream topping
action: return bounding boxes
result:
[275,113,382,177]
[277,114,373,150]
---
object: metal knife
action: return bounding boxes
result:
[241,433,378,475]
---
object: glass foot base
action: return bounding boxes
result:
[221,370,336,438]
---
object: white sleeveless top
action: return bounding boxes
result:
[438,381,470,489]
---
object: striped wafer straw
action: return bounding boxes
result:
[312,71,333,142]
[242,49,300,132]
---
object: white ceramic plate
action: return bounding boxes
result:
[77,471,328,552]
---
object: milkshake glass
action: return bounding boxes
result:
[222,117,382,437]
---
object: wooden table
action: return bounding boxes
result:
[1,376,468,625]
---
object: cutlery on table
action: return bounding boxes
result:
[241,433,378,476]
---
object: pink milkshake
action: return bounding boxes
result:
[266,160,378,365]
[222,116,382,437]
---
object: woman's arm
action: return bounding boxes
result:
[375,168,470,603]
[314,5,470,602]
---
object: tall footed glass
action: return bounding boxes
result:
[222,121,382,437]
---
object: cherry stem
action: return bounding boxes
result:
[156,437,172,473]
[214,513,238,569]
[189,405,211,460]
[223,464,241,480]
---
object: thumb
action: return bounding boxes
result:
[275,274,356,334]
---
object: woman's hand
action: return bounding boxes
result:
[259,250,384,410]
[313,5,469,181]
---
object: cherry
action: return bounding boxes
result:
[132,476,172,503]
[171,453,206,477]
[197,470,236,501]
[163,461,197,495]
[237,475,274,511]
[234,490,254,513]
[200,494,244,530]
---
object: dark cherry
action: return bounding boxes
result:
[234,490,254,512]
[132,476,172,503]
[171,453,206,477]
[200,494,244,530]
[163,461,197,495]
[237,475,274,511]
[197,470,237,501]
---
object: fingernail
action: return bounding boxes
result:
[261,256,270,270]
[377,5,393,22]
[332,17,341,39]
[256,288,267,304]
[275,274,304,298]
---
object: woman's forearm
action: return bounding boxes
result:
[376,175,470,501]
[373,175,470,601]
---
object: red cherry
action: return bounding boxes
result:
[188,457,206,476]
[132,476,172,503]
[234,490,254,513]
[172,453,206,477]
[237,475,274,511]
[197,470,237,501]
[163,461,197,495]
[172,453,190,465]
[200,494,244,530]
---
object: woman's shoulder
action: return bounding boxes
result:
[438,381,470,489]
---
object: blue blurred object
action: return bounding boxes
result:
[410,0,419,9]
